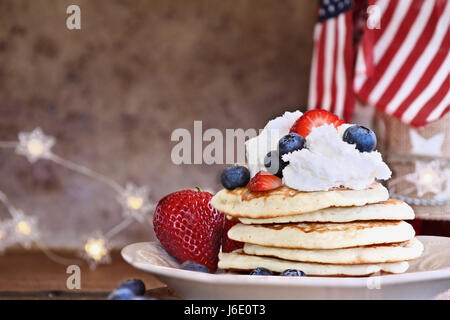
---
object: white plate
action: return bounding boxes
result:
[121,236,450,300]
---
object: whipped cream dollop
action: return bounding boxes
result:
[245,110,303,177]
[282,124,392,191]
[245,111,392,191]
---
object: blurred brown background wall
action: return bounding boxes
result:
[0,0,316,247]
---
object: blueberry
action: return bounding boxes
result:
[264,151,287,178]
[249,267,273,276]
[107,288,135,300]
[280,269,306,277]
[131,296,158,300]
[220,165,251,190]
[278,133,305,157]
[117,279,146,296]
[343,125,377,152]
[180,261,210,273]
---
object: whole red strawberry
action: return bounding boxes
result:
[222,218,244,253]
[153,189,224,272]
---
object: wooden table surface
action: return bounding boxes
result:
[0,250,179,300]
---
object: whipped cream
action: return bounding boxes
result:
[282,124,392,191]
[245,110,303,177]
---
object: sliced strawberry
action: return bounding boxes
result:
[247,171,282,192]
[222,218,244,253]
[289,109,344,138]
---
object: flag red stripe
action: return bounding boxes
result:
[373,0,397,43]
[342,12,355,122]
[410,79,450,127]
[330,20,339,115]
[314,23,327,110]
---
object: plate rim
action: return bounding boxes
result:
[121,235,450,288]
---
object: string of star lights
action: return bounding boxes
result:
[386,129,450,207]
[0,128,155,268]
[388,156,450,206]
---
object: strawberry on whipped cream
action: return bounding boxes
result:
[245,110,392,192]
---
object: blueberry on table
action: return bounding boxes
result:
[107,288,136,300]
[249,267,273,276]
[131,296,158,300]
[280,269,306,277]
[220,165,251,190]
[278,133,305,157]
[343,125,377,152]
[117,279,146,296]
[264,151,287,178]
[180,261,211,273]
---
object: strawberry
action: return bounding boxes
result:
[289,109,344,138]
[153,189,224,272]
[222,218,244,253]
[247,171,282,192]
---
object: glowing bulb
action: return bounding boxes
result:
[126,196,144,210]
[26,139,45,156]
[0,230,5,240]
[84,238,107,262]
[420,167,436,187]
[15,221,31,236]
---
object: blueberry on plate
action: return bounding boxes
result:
[107,288,136,300]
[249,267,273,276]
[220,165,251,190]
[343,125,377,152]
[280,269,306,277]
[278,133,305,157]
[264,151,287,178]
[117,279,146,296]
[131,296,158,300]
[180,261,211,273]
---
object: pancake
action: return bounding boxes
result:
[218,251,409,276]
[243,238,423,265]
[237,199,414,224]
[228,220,415,249]
[211,182,389,219]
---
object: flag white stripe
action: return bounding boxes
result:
[385,0,450,114]
[426,90,450,122]
[321,19,336,111]
[368,0,435,106]
[308,24,322,110]
[402,52,450,123]
[335,14,347,118]
[373,0,413,64]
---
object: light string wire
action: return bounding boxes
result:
[0,190,82,265]
[0,128,155,268]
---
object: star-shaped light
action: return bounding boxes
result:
[409,130,444,157]
[9,209,39,249]
[80,232,111,269]
[117,183,153,222]
[404,160,446,197]
[434,169,450,201]
[15,128,55,163]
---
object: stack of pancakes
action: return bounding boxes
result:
[211,182,423,276]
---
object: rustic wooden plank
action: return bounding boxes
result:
[0,250,179,299]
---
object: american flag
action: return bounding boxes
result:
[308,0,450,127]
